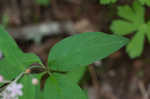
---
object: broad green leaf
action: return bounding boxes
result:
[43,73,87,99]
[0,26,42,81]
[110,20,137,35]
[35,0,50,6]
[19,76,36,99]
[126,31,145,58]
[19,74,42,99]
[65,66,87,83]
[48,32,128,71]
[99,0,117,4]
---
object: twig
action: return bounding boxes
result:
[138,80,149,99]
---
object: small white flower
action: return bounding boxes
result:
[7,82,23,97]
[32,78,38,85]
[1,82,23,99]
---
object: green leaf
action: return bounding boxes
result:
[65,66,87,83]
[48,32,128,71]
[19,74,42,99]
[133,1,145,25]
[126,31,145,58]
[110,1,147,58]
[139,0,150,6]
[110,20,137,35]
[111,1,145,35]
[35,0,50,6]
[99,0,117,4]
[117,5,136,22]
[0,26,42,80]
[43,73,87,99]
[19,73,45,99]
[118,2,145,24]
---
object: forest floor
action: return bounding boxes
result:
[0,0,150,99]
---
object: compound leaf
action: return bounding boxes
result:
[111,1,145,35]
[111,1,147,58]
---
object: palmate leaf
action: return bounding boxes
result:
[99,0,117,4]
[43,73,87,99]
[110,1,148,58]
[111,1,145,36]
[48,32,128,71]
[0,26,42,81]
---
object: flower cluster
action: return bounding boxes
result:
[0,75,23,99]
[0,74,39,99]
[1,82,23,99]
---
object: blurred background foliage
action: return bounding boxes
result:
[0,0,150,99]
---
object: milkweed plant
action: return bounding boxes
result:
[0,25,128,99]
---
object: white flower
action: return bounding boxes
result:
[32,78,38,85]
[1,82,23,99]
[7,83,23,97]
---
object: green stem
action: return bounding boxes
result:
[13,72,24,83]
